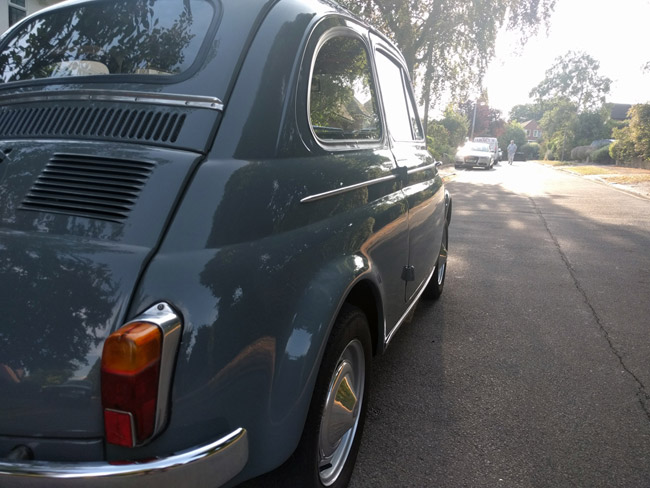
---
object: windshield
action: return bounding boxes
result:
[462,142,491,152]
[0,0,216,84]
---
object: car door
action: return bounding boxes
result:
[371,35,446,310]
[300,24,412,335]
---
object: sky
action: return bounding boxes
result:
[483,0,650,119]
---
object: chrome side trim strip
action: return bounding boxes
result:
[0,429,248,488]
[300,174,397,203]
[406,162,438,175]
[300,163,439,204]
[384,263,437,347]
[0,90,224,111]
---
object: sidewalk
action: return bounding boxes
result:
[537,161,650,200]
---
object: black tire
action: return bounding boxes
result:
[286,305,372,487]
[424,224,448,300]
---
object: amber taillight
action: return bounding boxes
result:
[100,303,182,448]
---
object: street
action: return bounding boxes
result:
[349,161,650,487]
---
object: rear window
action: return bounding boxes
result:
[0,0,216,84]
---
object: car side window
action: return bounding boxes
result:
[309,35,381,142]
[374,51,422,141]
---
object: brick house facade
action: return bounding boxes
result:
[522,120,542,143]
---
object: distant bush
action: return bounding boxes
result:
[590,144,613,164]
[520,142,540,159]
[570,145,594,161]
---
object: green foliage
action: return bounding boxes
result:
[573,110,611,147]
[520,142,540,159]
[530,51,612,113]
[498,122,526,153]
[539,98,578,160]
[570,146,593,161]
[426,106,468,162]
[337,0,556,113]
[539,98,577,135]
[610,135,634,163]
[426,122,451,161]
[440,105,468,150]
[590,145,613,164]
[629,105,650,159]
[509,103,545,123]
[610,104,650,163]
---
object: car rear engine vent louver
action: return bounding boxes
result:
[0,105,186,143]
[21,154,155,222]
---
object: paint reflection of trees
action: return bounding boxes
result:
[0,245,116,385]
[0,0,210,83]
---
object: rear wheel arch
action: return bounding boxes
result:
[343,279,382,356]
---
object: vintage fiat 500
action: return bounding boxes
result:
[0,0,451,486]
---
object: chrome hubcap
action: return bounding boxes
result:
[437,233,448,286]
[318,339,365,486]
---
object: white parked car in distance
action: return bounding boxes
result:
[455,141,495,170]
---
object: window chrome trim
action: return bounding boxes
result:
[307,28,383,148]
[0,90,224,111]
[300,173,397,204]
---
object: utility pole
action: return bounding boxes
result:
[470,100,478,140]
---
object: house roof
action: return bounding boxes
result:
[521,120,539,129]
[610,104,632,121]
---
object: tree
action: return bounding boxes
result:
[498,122,526,154]
[426,122,451,161]
[539,98,579,160]
[426,105,467,161]
[457,96,505,139]
[611,104,650,162]
[529,51,612,113]
[573,109,611,147]
[440,105,468,149]
[337,0,557,128]
[509,103,545,123]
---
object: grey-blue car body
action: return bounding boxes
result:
[0,0,451,486]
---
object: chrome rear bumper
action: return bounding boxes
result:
[0,428,248,488]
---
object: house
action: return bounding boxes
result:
[610,103,633,121]
[522,120,542,143]
[1,0,62,34]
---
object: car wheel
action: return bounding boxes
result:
[288,304,371,487]
[424,224,448,300]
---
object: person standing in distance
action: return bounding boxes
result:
[507,140,517,165]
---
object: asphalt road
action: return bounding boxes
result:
[349,161,650,488]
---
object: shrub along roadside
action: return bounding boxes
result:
[520,142,540,160]
[590,145,613,164]
[610,104,650,166]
